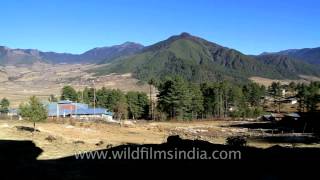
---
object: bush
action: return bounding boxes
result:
[226,136,247,147]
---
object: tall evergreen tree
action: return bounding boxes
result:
[61,85,78,101]
[189,83,204,119]
[268,82,282,112]
[126,91,149,119]
[157,76,191,120]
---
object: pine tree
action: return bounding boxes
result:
[61,85,78,101]
[157,76,191,120]
[268,82,282,112]
[19,96,47,132]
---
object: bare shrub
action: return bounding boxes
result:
[45,135,57,142]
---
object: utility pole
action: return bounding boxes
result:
[56,102,59,120]
[150,84,153,120]
[148,78,155,120]
[75,101,77,119]
[82,90,84,103]
[93,80,96,115]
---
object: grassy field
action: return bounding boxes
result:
[1,119,319,160]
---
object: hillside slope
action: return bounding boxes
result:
[264,47,320,64]
[255,54,320,78]
[93,33,319,82]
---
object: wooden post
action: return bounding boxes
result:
[303,123,307,133]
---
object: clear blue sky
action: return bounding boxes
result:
[1,0,319,54]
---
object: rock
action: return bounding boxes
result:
[15,126,40,133]
[95,141,104,146]
[45,135,56,142]
[122,120,135,127]
[73,140,85,144]
[106,144,113,149]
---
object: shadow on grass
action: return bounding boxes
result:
[249,135,320,144]
[230,112,320,134]
[1,136,320,179]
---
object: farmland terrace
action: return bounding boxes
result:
[0,63,149,107]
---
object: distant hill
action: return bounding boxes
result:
[93,33,320,82]
[86,42,144,64]
[263,47,320,64]
[0,46,42,65]
[255,54,320,78]
[0,42,143,65]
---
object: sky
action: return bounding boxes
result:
[1,0,319,55]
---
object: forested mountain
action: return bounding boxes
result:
[1,33,319,83]
[93,33,320,82]
[0,42,143,65]
[263,47,320,64]
[255,54,320,78]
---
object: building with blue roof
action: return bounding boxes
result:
[46,101,113,121]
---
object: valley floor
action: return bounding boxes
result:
[1,119,319,160]
[0,63,150,107]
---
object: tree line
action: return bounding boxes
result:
[295,82,320,112]
[55,78,320,120]
[56,78,268,120]
[157,76,266,120]
[58,86,149,120]
[268,81,320,113]
[2,77,319,122]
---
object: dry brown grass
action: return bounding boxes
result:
[1,119,319,160]
[249,76,318,87]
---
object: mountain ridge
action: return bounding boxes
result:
[1,33,319,83]
[0,42,144,65]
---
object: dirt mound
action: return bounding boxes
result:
[15,126,40,133]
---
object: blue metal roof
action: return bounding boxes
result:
[73,108,106,115]
[58,100,73,104]
[73,103,89,109]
